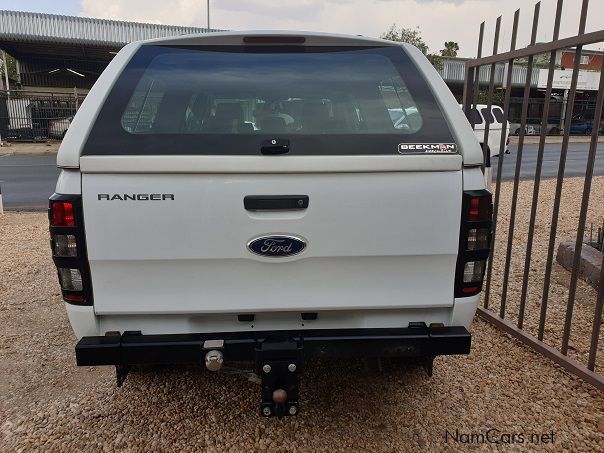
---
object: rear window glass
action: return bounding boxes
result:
[492,107,504,123]
[83,45,454,156]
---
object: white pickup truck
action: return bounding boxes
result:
[49,31,492,417]
[463,104,510,158]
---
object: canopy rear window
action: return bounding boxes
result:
[83,45,454,156]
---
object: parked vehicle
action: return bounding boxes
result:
[510,119,561,136]
[570,110,604,135]
[510,121,537,136]
[462,104,509,158]
[3,126,45,141]
[49,116,73,139]
[49,31,492,416]
[1,97,45,141]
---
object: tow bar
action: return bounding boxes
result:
[255,337,302,417]
[76,325,472,416]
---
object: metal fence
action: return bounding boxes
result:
[463,0,604,391]
[0,90,84,141]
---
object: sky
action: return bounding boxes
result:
[1,0,603,57]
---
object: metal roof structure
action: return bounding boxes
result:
[0,9,539,91]
[0,10,218,48]
[438,57,540,88]
[0,10,222,88]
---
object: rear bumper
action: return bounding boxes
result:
[75,325,471,366]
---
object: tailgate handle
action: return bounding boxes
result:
[244,195,309,211]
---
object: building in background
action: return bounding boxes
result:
[0,10,217,92]
[557,48,603,72]
[0,9,602,140]
[0,10,218,140]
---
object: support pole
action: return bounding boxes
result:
[1,50,10,93]
[207,0,210,29]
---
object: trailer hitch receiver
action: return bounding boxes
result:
[255,337,302,417]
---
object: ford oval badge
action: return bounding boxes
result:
[247,235,307,258]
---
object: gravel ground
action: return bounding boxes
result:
[486,175,604,372]
[1,195,604,451]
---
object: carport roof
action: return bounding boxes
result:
[0,10,220,60]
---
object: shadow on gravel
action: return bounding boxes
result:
[120,358,428,417]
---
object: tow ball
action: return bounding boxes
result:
[255,338,302,417]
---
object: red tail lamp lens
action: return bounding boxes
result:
[462,286,480,295]
[243,36,306,44]
[468,197,491,221]
[52,202,75,227]
[64,294,85,303]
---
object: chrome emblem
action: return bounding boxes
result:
[247,235,307,258]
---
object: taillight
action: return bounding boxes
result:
[48,195,92,305]
[455,190,492,297]
[51,201,75,227]
[53,234,78,257]
[57,267,84,291]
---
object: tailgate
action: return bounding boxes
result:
[82,167,462,315]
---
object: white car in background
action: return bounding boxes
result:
[49,116,73,139]
[462,104,510,158]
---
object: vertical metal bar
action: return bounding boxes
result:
[541,0,589,351]
[522,0,565,337]
[483,9,520,310]
[504,1,540,325]
[481,17,501,170]
[561,52,604,355]
[588,251,604,370]
[473,22,485,122]
[463,22,484,127]
[463,65,476,118]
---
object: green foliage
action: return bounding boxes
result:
[427,54,443,71]
[0,52,18,82]
[440,41,460,57]
[381,25,429,54]
[381,24,442,70]
[477,89,505,106]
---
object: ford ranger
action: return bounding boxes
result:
[49,31,492,417]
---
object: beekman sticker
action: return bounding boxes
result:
[398,143,457,154]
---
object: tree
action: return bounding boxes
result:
[381,25,442,70]
[381,25,429,55]
[0,52,18,84]
[440,41,460,57]
[477,89,504,106]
